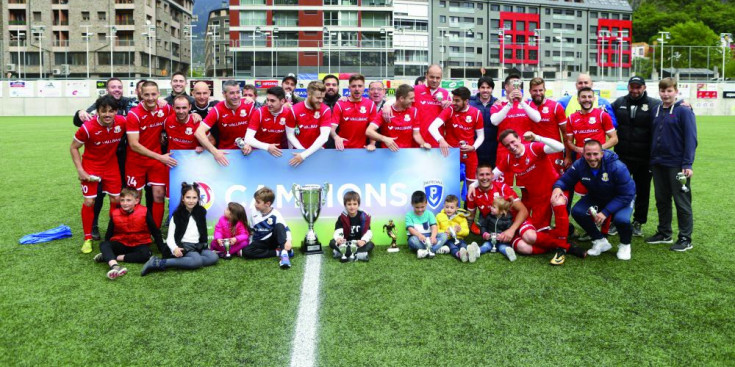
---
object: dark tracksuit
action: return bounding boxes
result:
[329,210,375,258]
[469,94,498,166]
[650,100,697,241]
[613,91,662,224]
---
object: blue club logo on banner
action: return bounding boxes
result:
[169,148,460,245]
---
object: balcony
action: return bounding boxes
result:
[9,20,27,26]
[115,0,136,9]
[275,39,299,47]
[117,39,135,47]
[115,17,135,25]
[274,0,298,5]
[53,20,70,26]
[53,39,70,47]
[363,0,392,6]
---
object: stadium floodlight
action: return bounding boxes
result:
[658,31,671,80]
[437,26,448,70]
[31,26,45,79]
[499,27,511,82]
[533,28,546,77]
[721,33,732,81]
[464,29,474,80]
[617,30,629,81]
[82,26,93,79]
[323,27,330,74]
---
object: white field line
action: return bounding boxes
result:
[290,254,323,367]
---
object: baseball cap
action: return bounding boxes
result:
[628,76,645,86]
[282,73,297,84]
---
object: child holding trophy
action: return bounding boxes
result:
[242,187,294,269]
[329,191,374,262]
[405,191,448,259]
[435,195,475,263]
[477,196,518,262]
[211,202,250,259]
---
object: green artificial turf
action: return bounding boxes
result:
[1,116,734,366]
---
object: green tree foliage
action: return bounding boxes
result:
[632,0,735,43]
[658,21,720,69]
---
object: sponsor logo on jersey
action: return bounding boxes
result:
[314,111,320,119]
[424,179,444,210]
[542,106,549,113]
[465,116,472,123]
[95,130,103,135]
[157,110,164,118]
[359,106,367,113]
[114,126,121,133]
[279,117,286,125]
[589,117,597,124]
[404,114,410,122]
[240,110,247,117]
[185,127,193,135]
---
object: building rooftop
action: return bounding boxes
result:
[501,0,633,12]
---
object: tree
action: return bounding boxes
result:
[658,21,720,69]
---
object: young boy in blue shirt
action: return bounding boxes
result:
[405,190,448,259]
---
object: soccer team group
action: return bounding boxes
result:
[70,63,697,279]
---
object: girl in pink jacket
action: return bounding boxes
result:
[211,202,250,258]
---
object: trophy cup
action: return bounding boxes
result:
[383,220,399,253]
[676,172,690,193]
[448,226,460,245]
[223,238,232,259]
[292,182,329,254]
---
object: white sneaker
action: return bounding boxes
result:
[437,245,450,254]
[427,250,436,259]
[417,249,428,259]
[468,243,479,263]
[459,247,469,262]
[505,247,517,262]
[587,238,612,256]
[617,244,631,260]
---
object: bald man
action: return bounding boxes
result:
[557,73,617,128]
[191,82,219,120]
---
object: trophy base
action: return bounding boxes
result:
[301,239,323,255]
[387,247,400,253]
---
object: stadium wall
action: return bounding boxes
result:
[1,79,734,116]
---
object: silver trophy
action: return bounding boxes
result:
[676,172,690,193]
[292,182,330,254]
[223,238,232,259]
[448,226,460,245]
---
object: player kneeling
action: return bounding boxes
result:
[93,188,168,279]
[329,191,374,262]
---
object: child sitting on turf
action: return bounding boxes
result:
[242,187,293,269]
[329,191,374,262]
[405,190,448,259]
[478,196,517,262]
[94,187,168,280]
[141,182,219,276]
[435,194,476,263]
[211,202,250,258]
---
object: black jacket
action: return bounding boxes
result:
[612,91,662,164]
[171,205,209,252]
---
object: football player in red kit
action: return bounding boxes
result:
[411,64,451,147]
[286,81,333,166]
[429,87,485,183]
[331,74,379,150]
[71,95,127,253]
[366,84,431,151]
[125,81,175,228]
[490,75,541,166]
[527,77,567,174]
[245,86,295,157]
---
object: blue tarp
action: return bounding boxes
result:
[19,225,73,245]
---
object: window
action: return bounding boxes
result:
[240,0,266,4]
[82,11,89,21]
[545,8,551,15]
[516,6,524,12]
[476,47,482,54]
[529,50,538,60]
[439,0,445,7]
[450,46,460,52]
[491,19,499,28]
[515,35,525,43]
[98,33,106,41]
[439,15,446,23]
[33,12,41,21]
[491,4,499,11]
[516,21,525,31]
[239,11,266,26]
[477,3,482,10]
[503,5,512,11]
[565,23,574,30]
[591,11,598,18]
[339,11,357,26]
[577,24,582,31]
[476,32,483,40]
[98,11,106,20]
[529,22,538,31]
[490,48,499,59]
[529,8,538,14]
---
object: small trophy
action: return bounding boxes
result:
[448,226,460,245]
[223,238,232,259]
[676,172,690,193]
[383,220,399,253]
[459,140,468,160]
[235,137,246,149]
[292,182,329,255]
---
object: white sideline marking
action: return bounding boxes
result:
[290,255,322,367]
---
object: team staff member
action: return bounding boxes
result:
[430,87,485,185]
[286,81,333,166]
[552,140,635,260]
[612,76,662,237]
[164,72,196,106]
[195,80,256,166]
[282,73,302,104]
[331,74,379,150]
[469,76,498,165]
[646,78,697,252]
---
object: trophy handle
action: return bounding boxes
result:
[321,182,330,206]
[292,184,301,208]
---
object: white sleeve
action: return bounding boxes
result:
[539,136,564,153]
[492,167,503,181]
[361,229,373,243]
[428,117,445,142]
[333,227,344,242]
[166,217,178,253]
[520,101,541,122]
[472,129,485,150]
[286,126,305,149]
[244,129,270,150]
[490,103,511,126]
[299,126,330,160]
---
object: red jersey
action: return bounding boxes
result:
[564,109,615,148]
[370,106,420,148]
[202,99,255,149]
[529,99,566,142]
[496,142,558,194]
[289,101,332,148]
[332,98,378,149]
[490,101,533,140]
[164,114,200,150]
[437,106,484,147]
[248,106,293,148]
[126,103,172,159]
[74,115,127,169]
[412,84,449,147]
[466,181,519,217]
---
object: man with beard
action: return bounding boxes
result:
[164,72,195,106]
[286,81,333,166]
[563,87,618,165]
[490,75,541,166]
[281,73,303,104]
[165,95,209,152]
[527,77,567,175]
[612,76,662,237]
[331,74,378,151]
[552,140,635,260]
[322,74,341,110]
[469,76,498,165]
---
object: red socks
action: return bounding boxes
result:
[81,204,94,240]
[152,201,165,228]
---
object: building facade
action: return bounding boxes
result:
[204,7,231,77]
[430,0,633,80]
[228,0,394,79]
[393,0,428,78]
[1,0,194,79]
